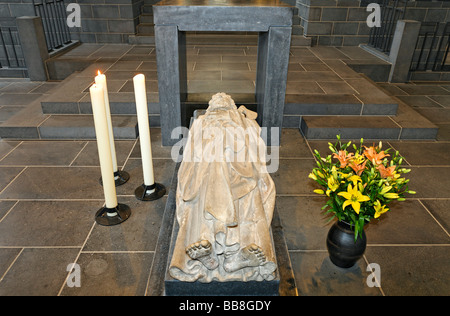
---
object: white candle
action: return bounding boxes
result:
[95,71,118,176]
[90,83,118,209]
[133,74,155,193]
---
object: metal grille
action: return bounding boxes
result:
[32,0,72,52]
[0,25,21,69]
[368,0,408,54]
[410,22,450,72]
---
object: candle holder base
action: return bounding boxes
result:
[95,203,131,226]
[99,170,130,187]
[135,183,166,201]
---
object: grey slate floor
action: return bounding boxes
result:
[0,43,449,296]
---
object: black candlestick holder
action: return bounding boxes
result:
[95,203,131,226]
[135,183,166,201]
[99,170,130,187]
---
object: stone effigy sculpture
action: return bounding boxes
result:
[169,93,277,283]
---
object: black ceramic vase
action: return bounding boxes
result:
[326,220,367,268]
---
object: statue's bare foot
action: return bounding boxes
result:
[223,243,266,273]
[185,240,219,270]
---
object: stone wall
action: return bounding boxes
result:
[1,0,143,44]
[64,0,143,44]
[297,0,450,46]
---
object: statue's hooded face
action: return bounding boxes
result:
[207,92,237,111]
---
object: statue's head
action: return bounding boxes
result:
[207,93,237,111]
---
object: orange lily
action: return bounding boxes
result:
[377,164,396,178]
[332,150,354,168]
[364,146,389,165]
[349,159,367,176]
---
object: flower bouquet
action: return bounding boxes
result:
[309,135,415,240]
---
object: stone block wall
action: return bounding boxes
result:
[296,0,374,46]
[297,0,450,46]
[64,0,143,44]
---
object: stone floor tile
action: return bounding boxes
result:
[0,94,42,106]
[71,140,136,167]
[28,82,61,95]
[194,62,249,71]
[317,81,356,94]
[222,70,255,81]
[108,61,143,71]
[218,80,255,93]
[0,82,43,94]
[0,200,98,247]
[0,106,25,123]
[276,196,331,250]
[279,129,314,158]
[396,84,450,96]
[0,200,16,220]
[187,70,222,81]
[388,141,450,166]
[0,166,23,192]
[0,167,103,200]
[0,141,86,166]
[301,63,330,72]
[322,59,361,79]
[116,158,176,197]
[271,159,319,195]
[289,251,381,296]
[0,248,80,296]
[427,95,450,108]
[396,95,442,108]
[364,246,450,296]
[137,61,157,71]
[415,107,450,124]
[436,123,450,141]
[198,47,245,56]
[407,167,450,198]
[290,47,316,57]
[286,82,325,95]
[60,252,154,296]
[83,196,166,252]
[118,79,158,93]
[420,199,450,234]
[287,71,341,82]
[125,46,154,55]
[377,83,409,96]
[0,140,20,160]
[365,200,450,245]
[0,248,21,278]
[286,62,306,72]
[309,46,351,60]
[129,129,176,159]
[187,80,221,93]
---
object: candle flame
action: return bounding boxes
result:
[97,70,102,76]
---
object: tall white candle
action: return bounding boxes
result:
[90,83,118,209]
[133,74,155,193]
[95,71,118,176]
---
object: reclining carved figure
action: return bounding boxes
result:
[169,93,277,282]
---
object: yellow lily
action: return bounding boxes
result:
[384,192,399,199]
[374,200,389,218]
[337,184,371,214]
[327,176,339,192]
[379,185,392,195]
[314,189,325,195]
[348,175,362,186]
